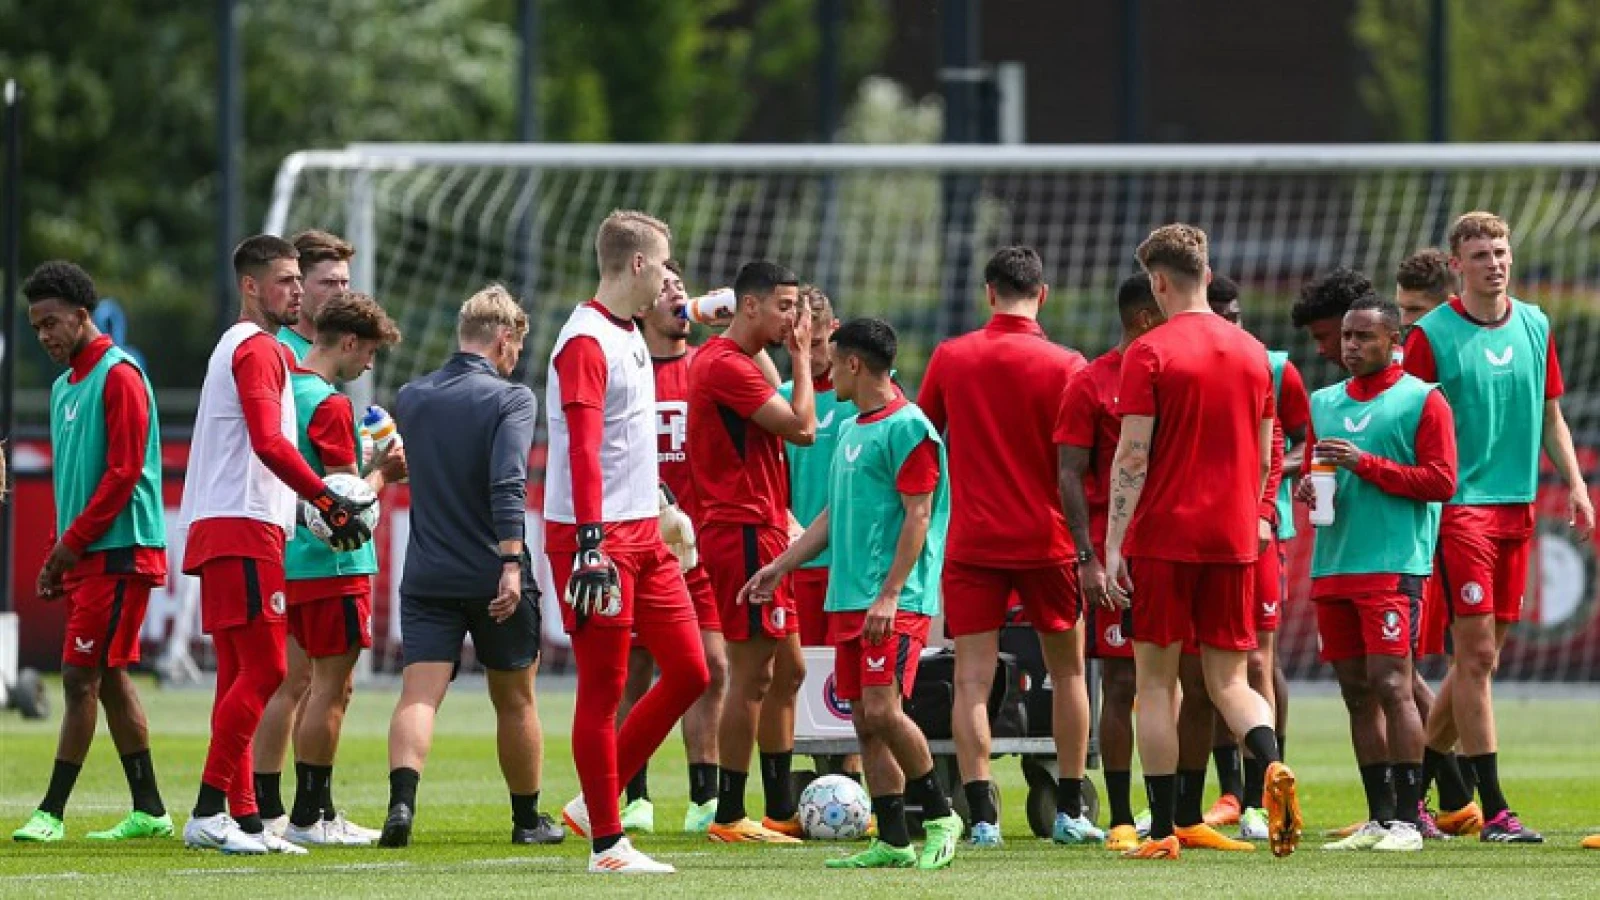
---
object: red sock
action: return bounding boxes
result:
[618,616,709,784]
[201,618,287,817]
[571,624,631,840]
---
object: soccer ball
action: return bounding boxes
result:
[298,472,379,547]
[798,774,871,840]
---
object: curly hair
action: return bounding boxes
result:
[22,261,98,311]
[1396,248,1453,302]
[314,292,402,347]
[1136,224,1209,281]
[1292,267,1375,328]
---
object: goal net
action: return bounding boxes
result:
[256,143,1600,681]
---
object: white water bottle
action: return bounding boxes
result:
[683,287,737,325]
[363,405,407,482]
[1309,458,1337,527]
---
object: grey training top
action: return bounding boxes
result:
[394,352,536,599]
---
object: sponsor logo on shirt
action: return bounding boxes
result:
[817,409,836,430]
[1261,602,1279,617]
[73,637,95,654]
[633,348,648,369]
[1381,610,1403,643]
[656,400,689,462]
[1343,413,1372,433]
[1104,623,1126,648]
[63,402,79,423]
[865,655,887,673]
[1484,346,1515,368]
[1461,581,1485,606]
[842,444,862,463]
[269,591,287,616]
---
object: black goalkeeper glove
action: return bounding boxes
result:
[565,524,621,617]
[310,488,374,553]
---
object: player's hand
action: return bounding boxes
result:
[1105,549,1133,610]
[1078,554,1113,610]
[864,591,898,645]
[787,296,813,357]
[1569,484,1596,540]
[1294,477,1315,505]
[738,562,785,606]
[490,563,522,623]
[1258,517,1273,552]
[566,525,621,616]
[374,442,408,484]
[785,511,804,545]
[35,540,78,600]
[311,487,374,553]
[658,484,698,571]
[1314,438,1363,470]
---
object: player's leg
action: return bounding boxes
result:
[620,613,711,806]
[794,567,862,781]
[715,635,779,830]
[680,626,727,831]
[380,592,466,847]
[1130,639,1183,854]
[943,560,1007,842]
[1206,711,1243,826]
[94,666,169,834]
[757,632,806,830]
[287,618,363,845]
[1173,653,1252,851]
[253,634,311,831]
[1020,564,1100,844]
[829,635,916,869]
[617,644,656,831]
[1098,654,1139,848]
[1363,598,1424,851]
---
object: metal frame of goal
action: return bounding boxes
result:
[251,143,1600,684]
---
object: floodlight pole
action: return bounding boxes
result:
[216,0,241,333]
[1,80,21,614]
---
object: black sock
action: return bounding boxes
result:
[905,768,953,820]
[872,795,911,848]
[120,750,165,817]
[1425,747,1472,811]
[253,772,285,820]
[235,812,264,834]
[1277,732,1287,762]
[1212,744,1244,800]
[625,765,650,804]
[1144,774,1177,840]
[1467,753,1509,818]
[688,763,719,805]
[1393,763,1423,825]
[758,751,796,820]
[291,762,333,828]
[1456,752,1478,797]
[39,760,83,819]
[1054,776,1083,818]
[1242,756,1267,810]
[193,781,227,818]
[1241,725,1281,765]
[1359,763,1395,823]
[1105,770,1134,827]
[963,780,998,825]
[320,766,338,822]
[511,792,540,829]
[714,769,748,825]
[388,767,420,812]
[592,832,623,853]
[1174,769,1206,828]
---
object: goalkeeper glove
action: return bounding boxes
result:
[309,487,374,553]
[566,524,622,617]
[658,483,698,571]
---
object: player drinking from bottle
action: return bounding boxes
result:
[742,317,963,870]
[547,211,710,873]
[1402,211,1593,843]
[15,262,172,844]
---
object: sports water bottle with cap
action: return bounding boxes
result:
[680,287,738,325]
[363,405,406,481]
[1308,457,1337,527]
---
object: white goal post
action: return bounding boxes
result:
[258,142,1600,681]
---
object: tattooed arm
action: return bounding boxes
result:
[1104,414,1154,606]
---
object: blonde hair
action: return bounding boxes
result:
[1448,211,1510,256]
[457,284,529,345]
[799,284,834,321]
[1136,224,1209,282]
[595,209,671,276]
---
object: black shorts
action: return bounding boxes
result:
[401,575,542,672]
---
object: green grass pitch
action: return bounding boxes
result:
[2,677,1597,898]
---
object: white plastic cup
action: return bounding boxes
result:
[684,287,737,325]
[1309,460,1337,527]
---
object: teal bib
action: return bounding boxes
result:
[779,382,857,569]
[1414,299,1548,504]
[50,347,166,552]
[824,404,949,616]
[284,371,378,580]
[277,326,312,363]
[1309,374,1440,578]
[1268,350,1296,540]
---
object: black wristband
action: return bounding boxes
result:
[1074,548,1096,565]
[499,552,522,565]
[577,524,603,551]
[659,481,678,507]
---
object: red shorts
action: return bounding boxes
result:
[1085,603,1134,659]
[1254,538,1287,633]
[549,539,696,633]
[1435,517,1532,624]
[61,575,155,668]
[199,556,288,635]
[700,524,797,642]
[791,567,830,647]
[942,560,1080,638]
[632,563,720,648]
[1416,575,1448,657]
[1129,558,1256,652]
[288,592,373,658]
[1315,586,1420,663]
[828,610,931,702]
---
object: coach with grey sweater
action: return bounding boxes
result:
[378,285,563,849]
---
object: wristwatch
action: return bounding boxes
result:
[1074,548,1096,565]
[499,552,523,566]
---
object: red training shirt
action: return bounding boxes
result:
[1308,363,1458,599]
[687,335,789,529]
[1277,360,1311,438]
[1117,311,1274,564]
[918,314,1086,568]
[653,346,699,520]
[58,335,167,583]
[1053,347,1123,554]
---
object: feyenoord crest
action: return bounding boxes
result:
[1104,623,1126,648]
[1381,610,1403,642]
[771,606,788,631]
[269,591,287,616]
[1461,581,1486,606]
